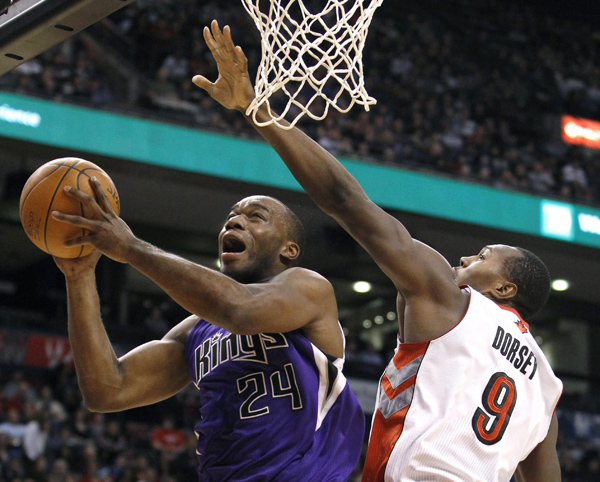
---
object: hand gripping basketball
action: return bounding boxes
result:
[51,177,136,264]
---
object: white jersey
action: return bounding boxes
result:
[362,287,563,482]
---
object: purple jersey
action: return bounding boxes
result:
[185,318,365,481]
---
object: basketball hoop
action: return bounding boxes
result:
[241,0,384,129]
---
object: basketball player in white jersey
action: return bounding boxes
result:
[193,21,563,482]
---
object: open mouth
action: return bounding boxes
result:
[222,235,246,255]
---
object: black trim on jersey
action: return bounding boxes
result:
[326,359,339,398]
[325,353,338,364]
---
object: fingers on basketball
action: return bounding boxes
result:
[91,177,115,215]
[63,184,99,218]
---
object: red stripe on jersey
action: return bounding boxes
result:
[381,373,417,400]
[392,339,429,370]
[498,304,529,333]
[362,406,410,482]
[362,340,428,482]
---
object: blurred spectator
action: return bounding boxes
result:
[562,158,589,197]
[528,161,556,193]
[103,453,128,480]
[0,408,26,444]
[96,419,127,465]
[170,432,202,481]
[89,79,113,107]
[29,455,50,482]
[143,305,170,336]
[3,455,26,480]
[151,416,186,476]
[2,372,37,411]
[71,408,92,440]
[35,386,68,424]
[47,458,71,482]
[80,442,99,482]
[23,413,50,463]
[160,48,189,84]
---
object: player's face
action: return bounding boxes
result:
[218,196,289,283]
[452,244,521,293]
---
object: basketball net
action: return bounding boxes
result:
[241,0,384,129]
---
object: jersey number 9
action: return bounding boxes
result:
[471,372,517,445]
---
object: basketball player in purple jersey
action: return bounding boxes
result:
[52,188,365,481]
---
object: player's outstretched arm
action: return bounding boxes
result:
[513,414,561,482]
[54,254,192,412]
[193,21,464,341]
[192,22,395,257]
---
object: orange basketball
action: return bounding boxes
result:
[19,157,120,258]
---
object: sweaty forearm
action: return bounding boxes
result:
[245,106,367,215]
[65,272,123,409]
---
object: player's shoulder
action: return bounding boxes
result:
[282,267,335,297]
[163,315,201,345]
[277,266,332,286]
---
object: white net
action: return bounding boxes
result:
[241,0,384,129]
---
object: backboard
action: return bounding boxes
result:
[0,0,135,76]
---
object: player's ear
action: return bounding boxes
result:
[492,281,518,301]
[280,241,300,265]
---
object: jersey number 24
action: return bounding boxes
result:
[237,363,303,419]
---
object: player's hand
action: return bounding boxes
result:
[51,177,137,264]
[192,20,255,112]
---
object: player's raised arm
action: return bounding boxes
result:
[53,253,192,412]
[193,21,466,341]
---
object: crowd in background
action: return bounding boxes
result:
[0,365,200,482]
[0,0,599,206]
[0,360,599,482]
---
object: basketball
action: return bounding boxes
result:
[19,157,120,258]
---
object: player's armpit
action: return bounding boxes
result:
[513,414,561,482]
